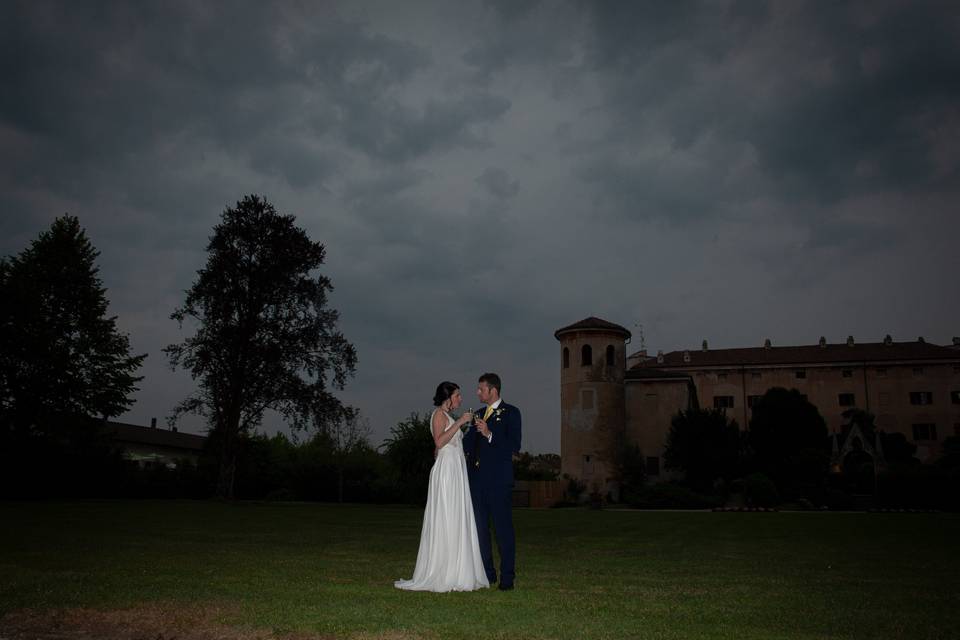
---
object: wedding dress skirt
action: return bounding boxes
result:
[395,410,489,592]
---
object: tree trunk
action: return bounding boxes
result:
[215,411,240,499]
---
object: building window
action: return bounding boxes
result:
[581,344,592,367]
[951,390,960,405]
[584,454,591,463]
[909,391,933,405]
[913,367,924,376]
[838,393,855,407]
[751,371,761,379]
[879,392,891,406]
[795,369,807,379]
[912,424,938,441]
[876,368,887,377]
[714,395,735,409]
[562,347,569,369]
[606,345,615,367]
[842,369,853,378]
[646,456,660,476]
[747,395,761,409]
[581,389,595,410]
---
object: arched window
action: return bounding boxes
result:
[563,347,570,369]
[606,345,615,367]
[581,344,592,366]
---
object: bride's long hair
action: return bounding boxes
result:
[432,381,459,407]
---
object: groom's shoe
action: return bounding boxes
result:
[487,574,497,585]
[497,582,514,591]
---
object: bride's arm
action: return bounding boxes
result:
[432,411,467,449]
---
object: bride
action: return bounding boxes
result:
[395,381,489,592]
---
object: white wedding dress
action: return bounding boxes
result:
[395,409,489,592]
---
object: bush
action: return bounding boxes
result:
[564,476,586,502]
[743,473,780,508]
[629,483,721,509]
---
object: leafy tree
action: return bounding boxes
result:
[0,215,145,438]
[663,407,741,493]
[748,387,828,498]
[381,412,434,504]
[328,407,372,503]
[938,436,960,472]
[165,195,356,498]
[514,451,561,481]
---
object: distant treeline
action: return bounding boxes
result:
[0,413,560,503]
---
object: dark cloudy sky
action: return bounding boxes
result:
[3,1,959,453]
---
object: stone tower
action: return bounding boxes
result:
[554,317,631,492]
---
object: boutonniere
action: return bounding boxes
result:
[493,407,505,422]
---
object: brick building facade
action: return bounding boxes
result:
[556,317,960,492]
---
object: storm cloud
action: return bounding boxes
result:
[2,0,958,453]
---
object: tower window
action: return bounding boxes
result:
[563,347,569,369]
[581,344,592,367]
[606,345,615,367]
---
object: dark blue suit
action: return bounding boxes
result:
[463,401,521,587]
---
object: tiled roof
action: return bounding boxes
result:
[555,317,631,340]
[630,340,960,369]
[106,421,207,451]
[625,368,692,381]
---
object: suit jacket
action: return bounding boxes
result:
[463,401,522,488]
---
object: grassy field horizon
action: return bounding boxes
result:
[2,500,958,639]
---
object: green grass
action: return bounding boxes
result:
[1,501,958,639]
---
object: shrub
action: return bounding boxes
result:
[629,483,721,509]
[743,473,780,508]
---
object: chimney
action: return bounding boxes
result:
[682,350,691,363]
[883,334,893,346]
[918,336,925,343]
[172,426,178,432]
[657,350,664,364]
[763,338,771,349]
[702,340,708,352]
[150,417,157,429]
[819,336,826,348]
[953,337,960,347]
[846,335,854,347]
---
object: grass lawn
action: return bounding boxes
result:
[1,501,958,639]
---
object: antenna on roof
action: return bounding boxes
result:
[634,323,646,351]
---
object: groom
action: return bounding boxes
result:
[463,372,522,590]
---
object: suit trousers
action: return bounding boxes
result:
[470,478,515,586]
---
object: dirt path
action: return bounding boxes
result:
[0,603,337,640]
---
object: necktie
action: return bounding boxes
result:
[483,405,494,421]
